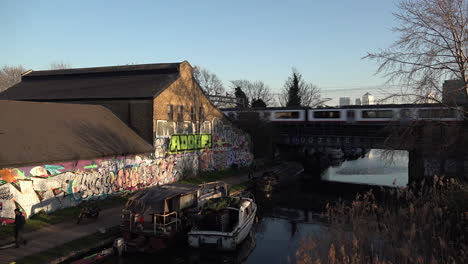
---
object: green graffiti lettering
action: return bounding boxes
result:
[168,134,212,153]
[170,135,181,152]
[180,135,188,150]
[201,134,212,148]
[187,135,194,150]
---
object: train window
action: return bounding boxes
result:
[274,111,300,119]
[361,110,393,118]
[418,109,455,118]
[263,112,271,119]
[239,112,259,119]
[313,111,341,118]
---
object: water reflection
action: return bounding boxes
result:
[246,217,325,264]
[188,232,257,264]
[98,150,406,264]
[100,215,324,264]
[322,149,408,187]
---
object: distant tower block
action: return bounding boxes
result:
[361,92,374,105]
[355,98,361,105]
[339,97,351,106]
[442,80,468,106]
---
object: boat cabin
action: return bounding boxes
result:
[193,197,255,233]
[121,183,199,236]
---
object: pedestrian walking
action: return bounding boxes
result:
[13,208,27,248]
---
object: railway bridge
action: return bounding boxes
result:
[222,105,468,184]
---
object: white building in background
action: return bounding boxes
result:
[339,97,351,106]
[355,98,361,105]
[361,92,374,105]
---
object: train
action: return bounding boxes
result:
[221,104,465,123]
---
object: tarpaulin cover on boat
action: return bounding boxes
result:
[125,182,199,214]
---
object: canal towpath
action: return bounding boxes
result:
[0,166,273,264]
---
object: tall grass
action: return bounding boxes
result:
[296,176,468,264]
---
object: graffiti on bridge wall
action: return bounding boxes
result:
[0,155,180,222]
[169,134,212,153]
[0,118,254,223]
[155,119,253,173]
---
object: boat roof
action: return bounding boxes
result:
[125,182,199,214]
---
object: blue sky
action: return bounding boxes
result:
[1,0,400,102]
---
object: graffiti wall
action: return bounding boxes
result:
[0,155,179,222]
[155,118,253,175]
[0,118,253,223]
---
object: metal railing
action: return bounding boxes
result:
[121,210,179,235]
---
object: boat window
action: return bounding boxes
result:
[361,110,393,118]
[313,111,341,118]
[418,109,455,118]
[180,193,196,210]
[274,111,300,119]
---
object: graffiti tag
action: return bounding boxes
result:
[169,134,212,153]
[0,186,13,200]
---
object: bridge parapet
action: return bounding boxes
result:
[279,134,409,150]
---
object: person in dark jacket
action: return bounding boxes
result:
[14,208,27,247]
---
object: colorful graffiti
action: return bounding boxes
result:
[0,117,253,223]
[0,155,180,222]
[154,118,253,174]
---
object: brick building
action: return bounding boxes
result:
[0,62,247,153]
[0,62,253,221]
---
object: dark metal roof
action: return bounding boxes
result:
[125,183,199,214]
[0,63,181,100]
[0,100,154,168]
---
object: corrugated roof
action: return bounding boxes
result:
[0,100,154,168]
[0,63,181,100]
[125,183,199,214]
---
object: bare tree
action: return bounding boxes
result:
[279,68,322,107]
[49,61,71,70]
[193,66,225,95]
[300,82,321,107]
[230,79,274,106]
[364,0,468,102]
[230,79,251,104]
[0,65,26,92]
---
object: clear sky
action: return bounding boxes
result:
[1,0,401,103]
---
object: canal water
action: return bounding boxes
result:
[100,149,408,264]
[323,149,408,187]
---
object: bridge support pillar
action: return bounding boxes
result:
[408,150,424,185]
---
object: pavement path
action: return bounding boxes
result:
[0,206,124,264]
[0,166,279,264]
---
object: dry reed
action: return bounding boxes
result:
[296,176,468,264]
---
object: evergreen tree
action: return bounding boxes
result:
[251,98,267,108]
[234,86,248,108]
[286,73,301,107]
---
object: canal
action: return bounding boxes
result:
[101,149,408,263]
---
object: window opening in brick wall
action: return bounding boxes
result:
[167,104,174,121]
[177,105,184,121]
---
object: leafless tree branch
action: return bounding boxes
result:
[0,65,26,92]
[364,0,468,98]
